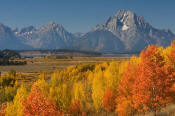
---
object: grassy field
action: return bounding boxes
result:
[0,57,130,82]
[0,57,129,73]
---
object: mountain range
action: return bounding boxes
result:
[0,10,174,52]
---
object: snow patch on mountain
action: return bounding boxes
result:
[122,24,129,31]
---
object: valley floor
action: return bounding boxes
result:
[0,57,129,73]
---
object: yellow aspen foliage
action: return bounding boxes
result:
[51,71,59,87]
[73,82,86,101]
[87,71,94,86]
[130,56,141,65]
[92,70,105,112]
[164,43,175,66]
[49,83,71,113]
[33,78,50,97]
[163,46,172,64]
[5,85,28,116]
[67,66,75,72]
[118,61,128,78]
[94,63,108,73]
[104,62,120,91]
[73,81,92,112]
[17,72,23,79]
[59,83,72,112]
[39,72,45,80]
[101,62,109,69]
[164,45,172,55]
[153,46,166,65]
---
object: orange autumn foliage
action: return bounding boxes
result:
[116,45,175,116]
[132,45,175,114]
[102,89,116,111]
[0,103,6,116]
[68,99,86,116]
[69,99,84,116]
[116,64,138,116]
[23,85,63,116]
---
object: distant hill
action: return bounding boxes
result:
[18,49,102,57]
[0,49,21,59]
[0,49,26,65]
[0,10,174,52]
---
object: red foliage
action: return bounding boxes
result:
[116,45,175,116]
[102,89,116,111]
[116,64,138,116]
[0,103,6,116]
[132,45,175,114]
[69,99,82,116]
[23,85,63,116]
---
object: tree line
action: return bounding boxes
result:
[0,49,26,65]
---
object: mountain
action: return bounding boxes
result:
[90,10,175,51]
[0,49,21,59]
[0,23,32,50]
[15,21,75,49]
[0,10,174,52]
[73,30,125,52]
[74,32,85,38]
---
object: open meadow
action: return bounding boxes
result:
[0,56,130,84]
[0,56,129,75]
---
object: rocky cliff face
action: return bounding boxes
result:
[91,10,175,51]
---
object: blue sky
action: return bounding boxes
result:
[0,0,175,33]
